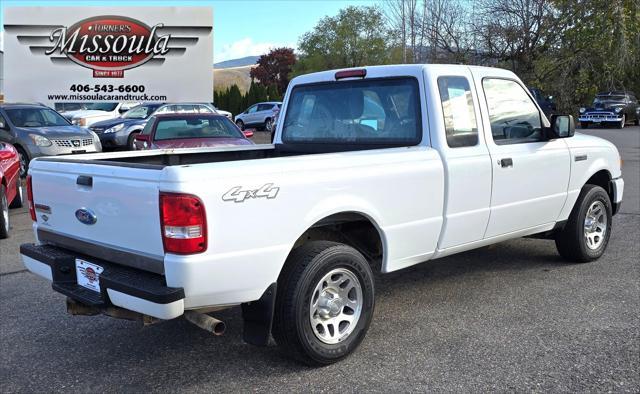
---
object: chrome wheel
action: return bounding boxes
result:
[584,200,607,250]
[1,191,8,234]
[309,268,363,345]
[18,151,28,177]
[265,118,273,132]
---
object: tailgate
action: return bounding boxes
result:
[29,160,166,273]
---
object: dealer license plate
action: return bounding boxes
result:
[75,259,103,293]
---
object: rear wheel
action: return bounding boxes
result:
[0,185,9,239]
[265,118,273,132]
[272,241,375,365]
[9,181,23,208]
[555,185,612,262]
[236,120,245,131]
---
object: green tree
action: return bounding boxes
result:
[294,6,392,75]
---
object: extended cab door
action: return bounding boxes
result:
[425,67,492,250]
[475,74,570,237]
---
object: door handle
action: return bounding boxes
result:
[499,158,513,168]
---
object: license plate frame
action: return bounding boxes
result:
[75,258,104,293]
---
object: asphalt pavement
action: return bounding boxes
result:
[1,127,638,392]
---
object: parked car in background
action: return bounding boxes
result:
[133,113,254,150]
[0,142,24,238]
[234,101,282,131]
[62,102,139,127]
[54,103,88,114]
[578,91,640,129]
[0,103,102,176]
[90,103,216,150]
[210,104,232,120]
[529,87,556,118]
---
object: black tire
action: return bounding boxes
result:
[580,122,589,129]
[127,132,140,150]
[15,146,29,178]
[555,185,612,263]
[264,118,273,132]
[634,117,639,126]
[236,120,245,131]
[9,180,23,208]
[0,185,9,239]
[272,241,375,366]
[617,115,625,129]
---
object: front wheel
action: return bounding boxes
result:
[127,132,139,150]
[618,115,625,129]
[16,147,29,178]
[236,120,245,131]
[265,118,273,132]
[9,181,23,209]
[0,185,9,239]
[555,185,612,262]
[272,241,375,365]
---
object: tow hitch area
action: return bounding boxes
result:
[66,298,160,326]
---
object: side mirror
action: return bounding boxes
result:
[547,114,575,139]
[243,130,254,138]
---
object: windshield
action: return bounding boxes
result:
[595,95,625,103]
[5,107,70,128]
[122,104,161,119]
[282,77,421,144]
[154,116,244,140]
[85,103,119,112]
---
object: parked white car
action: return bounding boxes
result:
[21,64,624,365]
[210,104,232,120]
[63,102,139,127]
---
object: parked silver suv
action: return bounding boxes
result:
[0,103,102,176]
[234,101,282,131]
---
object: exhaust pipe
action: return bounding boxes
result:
[184,311,226,335]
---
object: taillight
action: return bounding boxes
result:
[159,192,207,254]
[26,175,36,221]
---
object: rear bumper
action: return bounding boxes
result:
[20,243,185,319]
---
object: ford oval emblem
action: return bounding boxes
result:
[75,208,97,225]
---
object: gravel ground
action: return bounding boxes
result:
[1,126,638,392]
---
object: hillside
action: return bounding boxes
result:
[213,65,255,94]
[214,56,259,69]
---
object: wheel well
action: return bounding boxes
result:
[585,170,613,202]
[291,212,384,270]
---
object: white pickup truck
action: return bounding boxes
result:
[21,65,624,365]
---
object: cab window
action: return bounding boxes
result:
[282,77,421,145]
[437,76,478,148]
[483,78,542,145]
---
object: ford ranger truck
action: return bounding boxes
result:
[21,65,624,365]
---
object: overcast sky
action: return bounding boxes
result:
[0,0,378,61]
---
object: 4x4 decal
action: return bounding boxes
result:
[222,183,280,203]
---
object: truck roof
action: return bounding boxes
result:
[289,64,515,86]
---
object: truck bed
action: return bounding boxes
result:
[36,144,284,168]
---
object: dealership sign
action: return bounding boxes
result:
[3,7,213,104]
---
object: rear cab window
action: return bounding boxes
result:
[282,77,421,146]
[437,76,478,148]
